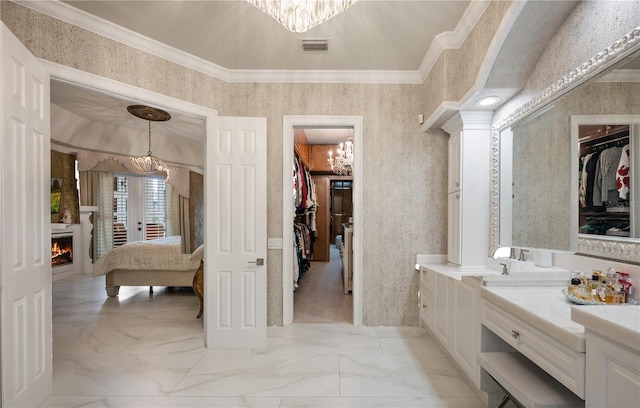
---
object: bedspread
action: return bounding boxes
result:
[93,236,200,277]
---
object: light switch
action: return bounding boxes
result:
[268,238,283,249]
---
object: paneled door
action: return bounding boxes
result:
[205,116,267,348]
[0,23,52,406]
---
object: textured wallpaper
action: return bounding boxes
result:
[1,2,447,326]
[5,0,633,326]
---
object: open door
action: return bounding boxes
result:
[1,23,52,406]
[205,116,267,348]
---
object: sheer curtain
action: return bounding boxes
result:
[79,171,113,259]
[165,183,191,253]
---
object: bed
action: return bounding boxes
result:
[92,236,203,297]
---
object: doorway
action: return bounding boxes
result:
[282,116,363,326]
[293,148,353,323]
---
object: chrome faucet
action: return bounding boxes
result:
[500,263,508,275]
[518,249,529,261]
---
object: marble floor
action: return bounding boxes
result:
[43,272,488,408]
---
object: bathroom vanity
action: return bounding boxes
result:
[418,261,640,407]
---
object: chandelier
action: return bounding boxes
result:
[247,0,358,33]
[327,138,353,175]
[127,105,170,178]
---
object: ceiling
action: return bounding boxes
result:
[39,0,581,159]
[46,0,478,154]
[60,0,472,72]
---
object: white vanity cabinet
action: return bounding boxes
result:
[432,271,452,346]
[442,111,492,267]
[452,276,482,385]
[572,306,640,408]
[418,266,433,328]
[481,287,586,399]
[584,333,640,408]
[420,266,483,388]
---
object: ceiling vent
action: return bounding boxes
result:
[300,39,329,52]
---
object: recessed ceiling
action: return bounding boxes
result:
[60,0,472,72]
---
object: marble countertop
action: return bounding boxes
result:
[420,263,499,281]
[571,305,640,352]
[481,286,586,352]
[420,262,568,287]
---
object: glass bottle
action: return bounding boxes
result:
[590,273,600,301]
[613,282,626,304]
[568,271,581,295]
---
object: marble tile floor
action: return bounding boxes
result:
[43,273,489,408]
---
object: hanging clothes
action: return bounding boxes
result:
[292,154,318,290]
[593,146,623,206]
[616,144,630,200]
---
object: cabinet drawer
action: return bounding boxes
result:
[482,300,585,398]
[419,266,432,288]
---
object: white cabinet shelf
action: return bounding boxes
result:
[442,111,492,267]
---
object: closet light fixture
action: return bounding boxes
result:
[128,105,170,178]
[246,0,358,33]
[327,137,353,175]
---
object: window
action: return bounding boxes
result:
[143,178,166,240]
[109,176,167,248]
[113,176,129,247]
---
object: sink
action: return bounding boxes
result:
[484,258,570,286]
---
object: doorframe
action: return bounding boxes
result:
[38,61,220,343]
[282,115,363,326]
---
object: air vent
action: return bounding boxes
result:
[300,39,329,52]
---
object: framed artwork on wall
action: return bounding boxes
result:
[51,177,63,213]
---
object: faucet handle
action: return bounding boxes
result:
[500,263,508,275]
[518,249,529,261]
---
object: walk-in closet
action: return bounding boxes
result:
[292,128,354,323]
[578,124,633,238]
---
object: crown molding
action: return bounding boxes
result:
[17,0,479,85]
[417,0,491,82]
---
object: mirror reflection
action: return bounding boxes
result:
[504,49,640,253]
[576,121,638,239]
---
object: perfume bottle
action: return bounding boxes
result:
[568,271,581,295]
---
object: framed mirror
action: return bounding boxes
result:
[490,28,640,263]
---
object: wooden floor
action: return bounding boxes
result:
[293,245,353,324]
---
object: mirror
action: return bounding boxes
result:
[491,30,640,263]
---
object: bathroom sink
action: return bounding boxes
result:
[483,258,569,286]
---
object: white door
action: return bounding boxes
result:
[205,116,267,348]
[0,23,52,406]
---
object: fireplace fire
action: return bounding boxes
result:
[51,235,73,267]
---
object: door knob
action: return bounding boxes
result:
[248,258,264,266]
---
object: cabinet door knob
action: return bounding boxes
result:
[511,329,520,339]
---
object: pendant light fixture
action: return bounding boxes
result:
[327,137,353,175]
[127,105,170,178]
[246,0,358,33]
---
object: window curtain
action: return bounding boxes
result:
[165,183,191,254]
[79,171,113,259]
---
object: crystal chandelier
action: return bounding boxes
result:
[327,138,353,175]
[127,105,170,178]
[247,0,358,33]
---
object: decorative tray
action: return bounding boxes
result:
[562,288,607,305]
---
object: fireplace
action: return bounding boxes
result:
[51,234,73,267]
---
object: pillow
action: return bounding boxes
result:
[190,244,204,261]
